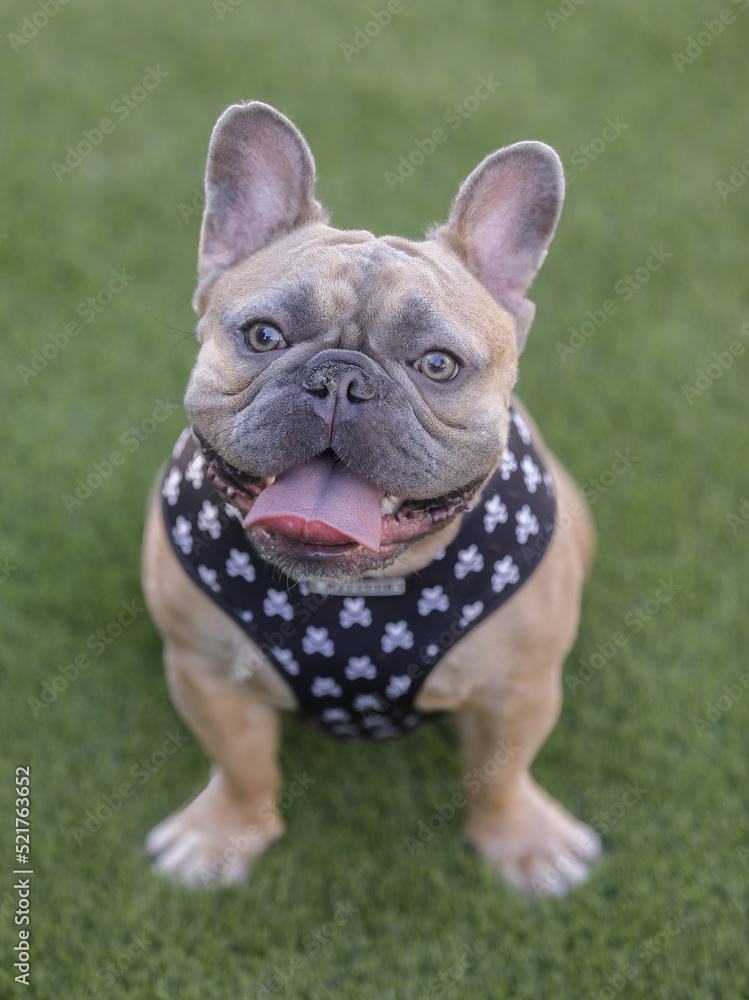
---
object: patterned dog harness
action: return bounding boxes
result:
[161,407,556,741]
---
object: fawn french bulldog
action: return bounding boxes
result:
[142,101,600,895]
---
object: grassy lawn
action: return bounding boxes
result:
[1,0,746,997]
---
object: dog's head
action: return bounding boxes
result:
[184,102,564,582]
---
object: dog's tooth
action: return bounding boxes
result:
[380,494,399,516]
[265,475,276,487]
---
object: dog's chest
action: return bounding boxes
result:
[161,408,555,741]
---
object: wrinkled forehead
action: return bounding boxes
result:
[209,225,514,353]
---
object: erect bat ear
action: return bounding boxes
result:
[193,101,327,313]
[434,141,565,353]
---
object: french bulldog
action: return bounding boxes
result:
[141,101,601,895]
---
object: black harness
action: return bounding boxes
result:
[161,406,555,741]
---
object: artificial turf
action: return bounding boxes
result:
[1,0,746,997]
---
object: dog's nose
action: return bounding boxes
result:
[302,354,376,403]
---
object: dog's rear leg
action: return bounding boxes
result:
[145,642,284,887]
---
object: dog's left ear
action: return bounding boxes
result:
[434,142,564,353]
[194,101,327,313]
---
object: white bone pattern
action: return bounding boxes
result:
[417,585,449,616]
[162,467,182,505]
[302,626,335,657]
[499,448,517,481]
[521,454,542,494]
[483,494,508,533]
[491,556,520,593]
[344,656,377,681]
[311,676,342,697]
[272,646,299,675]
[455,544,484,579]
[459,601,484,628]
[197,565,220,593]
[226,548,256,581]
[381,621,414,653]
[185,452,205,489]
[172,515,193,554]
[339,597,372,629]
[263,589,294,621]
[197,500,222,539]
[515,504,539,544]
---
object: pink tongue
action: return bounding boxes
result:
[242,456,384,551]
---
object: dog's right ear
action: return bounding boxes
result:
[193,102,327,314]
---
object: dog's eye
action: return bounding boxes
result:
[415,351,459,382]
[243,322,286,353]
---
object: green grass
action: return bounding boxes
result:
[1,0,746,997]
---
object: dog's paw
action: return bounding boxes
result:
[463,776,601,897]
[144,774,284,887]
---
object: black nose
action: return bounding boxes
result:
[302,352,376,403]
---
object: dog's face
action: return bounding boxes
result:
[184,103,564,582]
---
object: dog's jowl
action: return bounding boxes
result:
[142,101,600,895]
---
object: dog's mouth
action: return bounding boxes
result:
[203,444,479,571]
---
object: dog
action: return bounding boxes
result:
[141,101,601,895]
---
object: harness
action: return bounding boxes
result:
[161,406,555,741]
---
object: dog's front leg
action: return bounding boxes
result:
[458,665,600,897]
[145,642,285,887]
